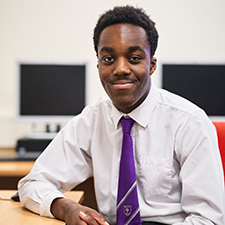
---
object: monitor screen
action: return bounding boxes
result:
[16,62,86,124]
[161,63,225,121]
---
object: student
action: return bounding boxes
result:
[18,5,225,225]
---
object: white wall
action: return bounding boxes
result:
[1,0,225,147]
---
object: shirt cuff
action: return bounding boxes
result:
[40,191,66,218]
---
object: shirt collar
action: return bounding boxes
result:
[112,83,159,129]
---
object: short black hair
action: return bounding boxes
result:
[93,5,159,58]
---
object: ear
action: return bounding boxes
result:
[97,57,100,69]
[150,57,157,75]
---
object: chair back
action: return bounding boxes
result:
[212,122,225,176]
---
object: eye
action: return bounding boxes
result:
[129,56,142,63]
[102,56,114,63]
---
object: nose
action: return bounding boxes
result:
[113,57,130,76]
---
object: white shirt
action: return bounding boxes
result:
[18,84,225,225]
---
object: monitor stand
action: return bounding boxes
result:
[28,124,60,140]
[28,132,57,140]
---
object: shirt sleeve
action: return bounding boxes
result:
[18,114,94,217]
[174,109,225,224]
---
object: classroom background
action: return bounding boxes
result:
[1,0,225,148]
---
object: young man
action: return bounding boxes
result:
[18,5,225,225]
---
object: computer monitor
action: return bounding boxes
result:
[16,61,86,127]
[159,61,225,121]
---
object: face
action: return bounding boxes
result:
[97,24,157,113]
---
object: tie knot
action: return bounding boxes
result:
[120,117,134,134]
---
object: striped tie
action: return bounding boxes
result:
[117,117,141,225]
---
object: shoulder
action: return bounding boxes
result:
[153,87,212,131]
[80,96,113,116]
[61,96,113,137]
[156,88,203,115]
[68,96,113,125]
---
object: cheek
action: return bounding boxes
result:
[99,71,110,93]
[98,66,112,87]
[136,69,151,93]
[99,72,107,87]
[98,66,105,81]
[134,66,150,84]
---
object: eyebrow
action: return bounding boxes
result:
[99,45,145,55]
[127,46,145,53]
[99,46,115,54]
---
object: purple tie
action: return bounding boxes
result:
[117,117,141,225]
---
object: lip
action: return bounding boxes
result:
[112,83,134,89]
[110,79,136,90]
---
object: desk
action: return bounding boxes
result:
[0,149,34,177]
[0,149,34,190]
[0,148,98,210]
[0,190,84,224]
[0,161,34,177]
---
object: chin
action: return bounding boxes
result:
[113,99,137,113]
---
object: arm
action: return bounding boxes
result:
[174,110,225,224]
[51,198,109,225]
[18,116,94,218]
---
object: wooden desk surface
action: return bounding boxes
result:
[0,149,34,177]
[0,190,84,225]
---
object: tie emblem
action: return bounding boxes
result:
[123,205,132,216]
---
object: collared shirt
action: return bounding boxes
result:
[18,84,225,225]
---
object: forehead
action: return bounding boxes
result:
[98,24,149,52]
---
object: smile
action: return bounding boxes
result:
[110,80,136,90]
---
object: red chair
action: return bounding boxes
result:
[212,122,225,176]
